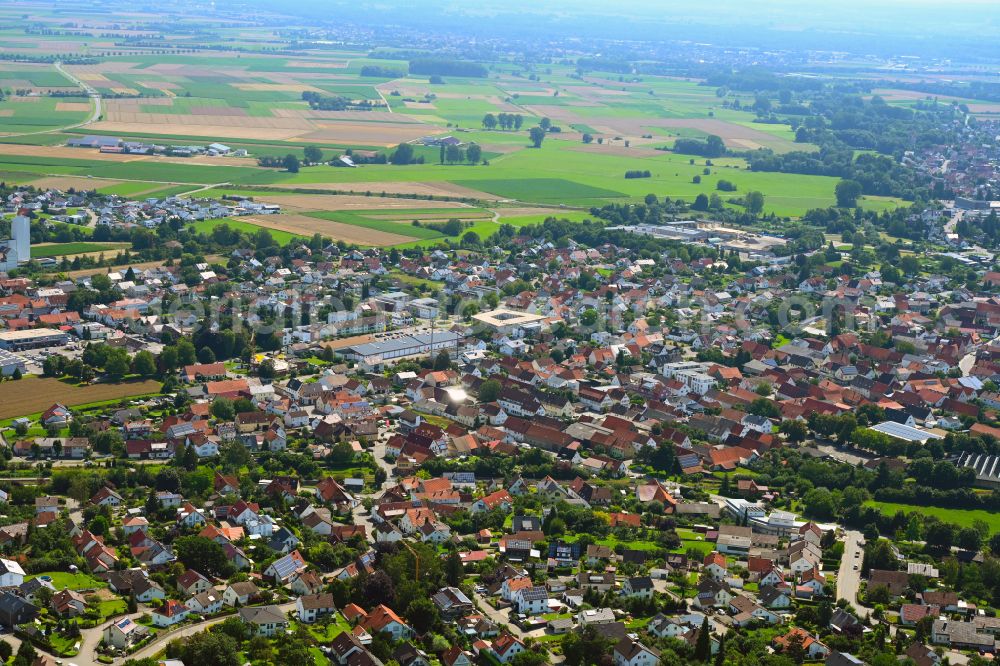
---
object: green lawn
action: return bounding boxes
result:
[676,539,714,556]
[47,631,80,656]
[29,571,105,590]
[864,501,1000,532]
[564,535,663,551]
[97,599,128,618]
[390,269,444,290]
[304,615,351,642]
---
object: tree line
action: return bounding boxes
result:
[482,113,524,130]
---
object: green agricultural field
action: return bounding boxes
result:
[452,177,625,203]
[189,217,300,245]
[0,35,912,222]
[144,184,203,198]
[360,207,493,220]
[0,64,73,88]
[306,211,446,240]
[84,161,277,185]
[254,140,871,214]
[0,96,90,134]
[97,181,176,197]
[0,132,72,146]
[392,211,574,249]
[31,242,125,258]
[864,500,1000,533]
[62,130,386,154]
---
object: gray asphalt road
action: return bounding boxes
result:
[837,530,865,616]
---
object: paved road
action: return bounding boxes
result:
[943,207,963,237]
[351,435,396,535]
[56,61,102,126]
[837,530,865,616]
[122,602,296,664]
[370,436,395,490]
[5,457,165,469]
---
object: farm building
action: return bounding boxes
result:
[67,135,122,149]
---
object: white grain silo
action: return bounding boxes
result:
[11,215,29,263]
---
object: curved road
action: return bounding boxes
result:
[1,62,102,139]
[55,61,102,126]
[124,602,296,663]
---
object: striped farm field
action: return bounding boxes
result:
[0,377,162,420]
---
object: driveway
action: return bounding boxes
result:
[471,589,525,639]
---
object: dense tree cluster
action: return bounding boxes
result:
[409,58,487,78]
[672,135,726,158]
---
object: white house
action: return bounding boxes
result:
[513,586,549,616]
[296,593,337,624]
[152,600,189,628]
[239,604,289,637]
[102,617,148,650]
[223,581,259,607]
[621,576,654,600]
[0,559,25,587]
[185,591,223,615]
[614,637,661,666]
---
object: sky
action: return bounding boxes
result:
[254,0,1000,60]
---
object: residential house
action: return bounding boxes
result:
[613,637,661,666]
[296,593,337,623]
[239,605,290,637]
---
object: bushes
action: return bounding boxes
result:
[624,170,651,179]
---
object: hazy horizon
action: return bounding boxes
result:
[233,0,1000,62]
